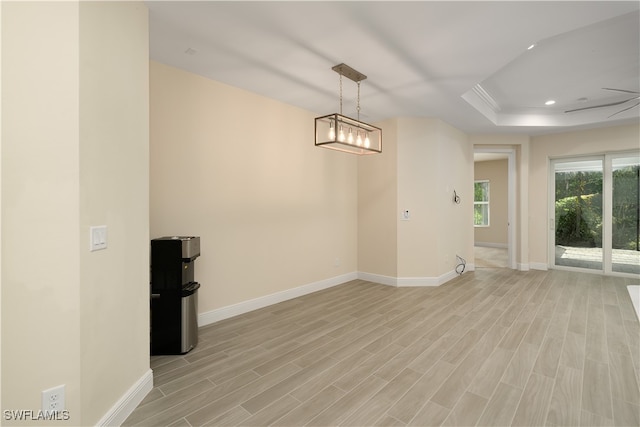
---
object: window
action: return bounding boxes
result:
[474,180,490,226]
[551,153,640,275]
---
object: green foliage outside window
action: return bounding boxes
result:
[613,165,640,250]
[474,181,489,226]
[555,167,639,250]
[555,193,602,247]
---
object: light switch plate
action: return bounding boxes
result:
[90,225,107,251]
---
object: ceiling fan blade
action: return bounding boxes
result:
[565,98,636,113]
[602,87,640,94]
[608,101,640,118]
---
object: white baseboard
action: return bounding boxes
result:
[359,269,466,288]
[198,272,358,327]
[475,242,508,249]
[96,368,153,427]
[628,286,640,322]
[529,262,547,271]
[357,272,398,287]
[397,270,454,287]
[397,276,440,287]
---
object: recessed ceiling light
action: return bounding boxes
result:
[545,100,556,106]
[527,44,536,50]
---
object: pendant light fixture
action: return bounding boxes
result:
[315,63,382,155]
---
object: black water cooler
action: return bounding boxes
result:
[151,236,201,355]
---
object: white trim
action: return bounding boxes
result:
[95,369,153,427]
[357,272,398,287]
[198,272,358,327]
[507,149,517,269]
[529,262,547,271]
[358,269,463,288]
[627,286,640,322]
[397,277,439,287]
[475,242,508,249]
[397,270,461,287]
[603,156,613,273]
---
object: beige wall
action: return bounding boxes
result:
[150,66,475,300]
[358,117,473,282]
[397,118,441,276]
[358,118,398,278]
[1,2,149,425]
[529,123,640,267]
[150,61,358,313]
[2,3,81,420]
[78,2,150,424]
[432,120,474,276]
[474,159,508,246]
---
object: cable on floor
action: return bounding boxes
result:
[455,254,466,275]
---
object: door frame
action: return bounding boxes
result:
[474,147,516,269]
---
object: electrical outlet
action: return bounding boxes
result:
[42,384,65,412]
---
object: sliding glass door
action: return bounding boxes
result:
[611,155,640,274]
[553,159,603,271]
[551,153,640,276]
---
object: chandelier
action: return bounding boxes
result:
[315,64,382,155]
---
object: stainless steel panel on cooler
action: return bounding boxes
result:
[173,236,200,260]
[181,290,198,353]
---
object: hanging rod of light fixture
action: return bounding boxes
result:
[314,63,382,155]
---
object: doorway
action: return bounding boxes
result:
[550,153,640,275]
[474,148,516,269]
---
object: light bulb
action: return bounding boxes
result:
[328,121,335,140]
[338,126,345,142]
[347,128,354,144]
[364,134,370,148]
[356,131,363,146]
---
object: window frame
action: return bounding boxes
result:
[474,180,490,227]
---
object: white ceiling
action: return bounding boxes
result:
[147,1,640,136]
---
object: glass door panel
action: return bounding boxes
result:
[612,156,640,274]
[554,160,603,270]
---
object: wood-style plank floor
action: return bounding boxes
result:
[124,269,640,426]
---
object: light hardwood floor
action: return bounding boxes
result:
[474,246,508,269]
[124,269,640,426]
